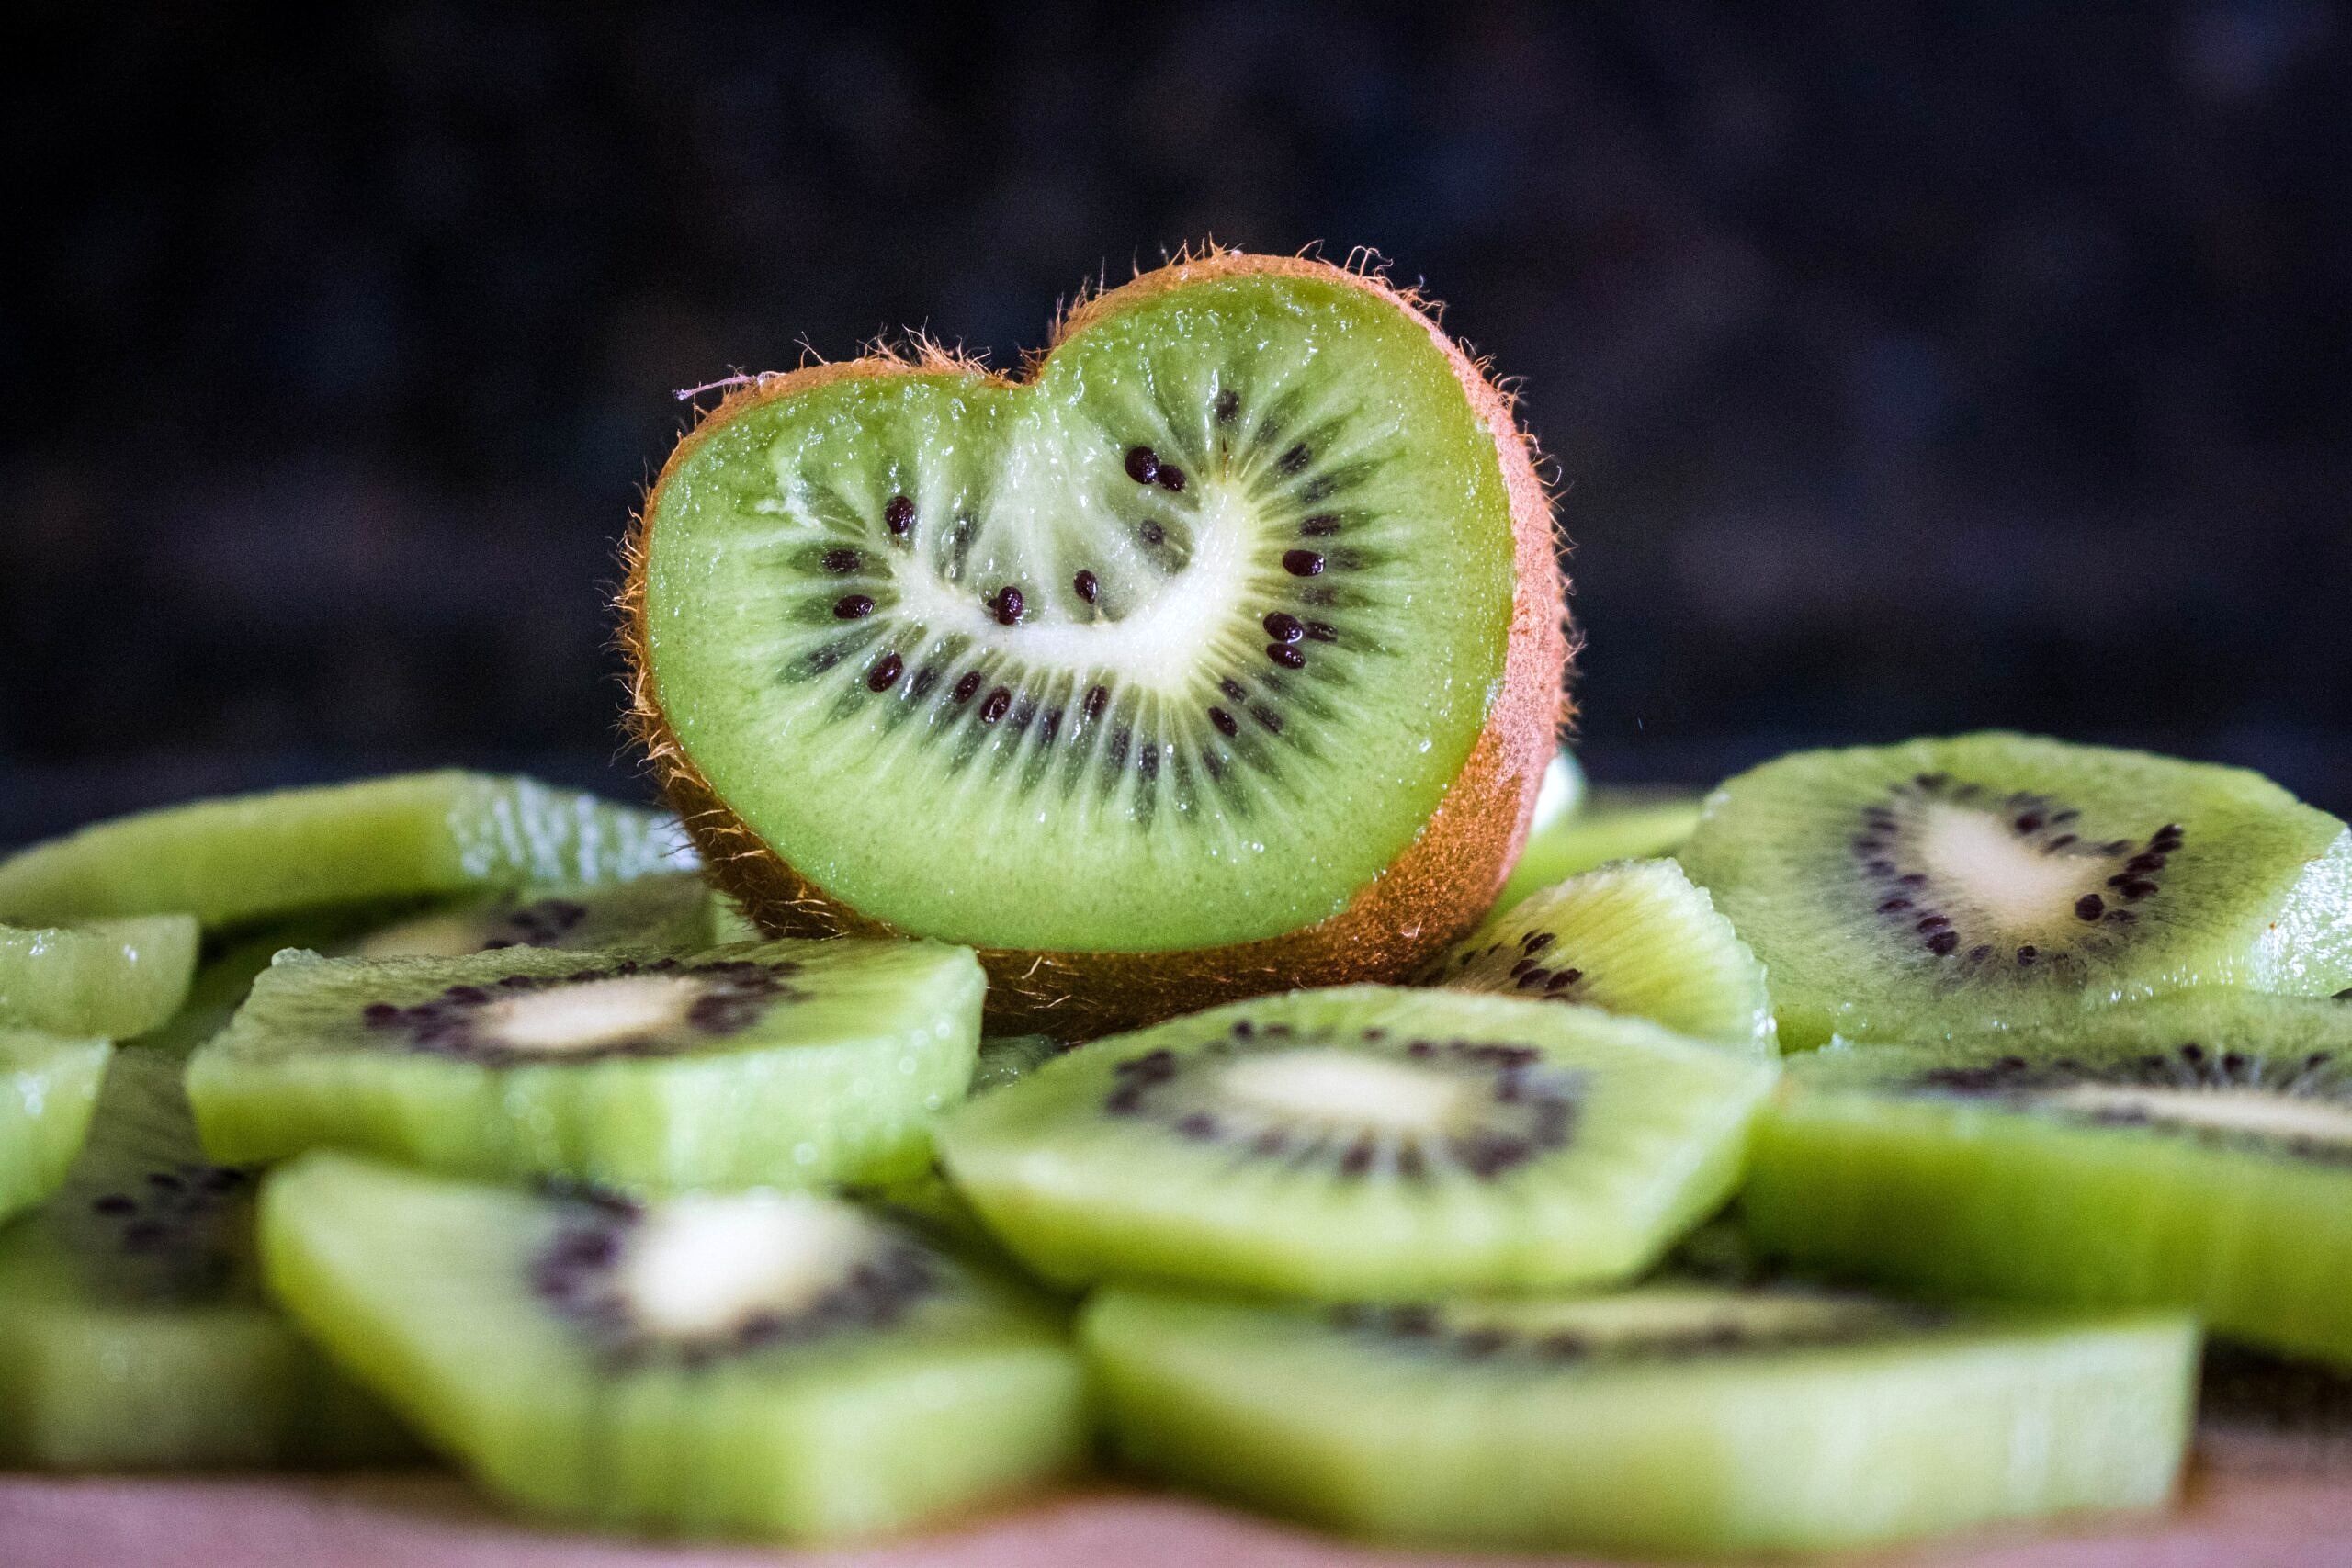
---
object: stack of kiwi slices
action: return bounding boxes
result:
[3,253,2348,1559]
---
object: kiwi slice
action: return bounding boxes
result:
[1496,789,1703,911]
[624,253,1568,1035]
[0,772,692,931]
[262,1150,1086,1541]
[1423,859,1775,1051]
[1679,732,2352,1047]
[1081,1284,2196,1555]
[0,1049,414,1467]
[0,914,199,1038]
[0,1032,110,1224]
[1742,992,2352,1366]
[934,986,1777,1300]
[186,937,984,1193]
[336,872,718,960]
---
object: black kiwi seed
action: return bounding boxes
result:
[1264,611,1305,643]
[1280,444,1312,475]
[866,653,903,693]
[1305,620,1340,643]
[1214,389,1240,423]
[990,585,1025,626]
[1084,684,1109,720]
[980,688,1012,723]
[1125,446,1159,484]
[1155,464,1187,493]
[2075,894,2106,921]
[909,667,938,698]
[1268,644,1306,669]
[832,594,876,620]
[1283,549,1325,577]
[1208,707,1239,738]
[1218,677,1248,701]
[822,548,862,573]
[953,671,983,704]
[1138,520,1165,547]
[883,495,915,535]
[1074,570,1100,604]
[1300,515,1342,537]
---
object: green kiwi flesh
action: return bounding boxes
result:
[0,772,692,931]
[1081,1284,2195,1555]
[638,269,1521,954]
[261,1150,1086,1541]
[187,937,984,1193]
[1497,790,1703,911]
[1424,859,1775,1051]
[0,915,199,1038]
[1679,732,2352,1047]
[0,1049,415,1467]
[934,986,1778,1300]
[0,1032,111,1225]
[1743,992,2352,1367]
[335,872,718,960]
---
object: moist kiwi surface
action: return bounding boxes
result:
[0,915,199,1038]
[0,1032,111,1225]
[0,773,692,931]
[1082,1284,2195,1555]
[1743,991,2352,1366]
[1423,858,1775,1051]
[1679,732,2352,1047]
[336,872,718,960]
[627,253,1566,1032]
[187,936,984,1193]
[262,1150,1086,1542]
[1496,788,1704,911]
[0,1048,413,1468]
[934,985,1776,1300]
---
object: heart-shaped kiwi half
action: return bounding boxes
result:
[621,251,1568,1033]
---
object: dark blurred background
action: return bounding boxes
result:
[5,1,2349,843]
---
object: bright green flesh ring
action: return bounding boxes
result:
[1082,1285,2195,1555]
[1426,858,1775,1051]
[187,937,983,1193]
[0,1050,413,1468]
[1679,732,2352,1048]
[641,271,1518,952]
[0,773,693,930]
[0,1032,110,1226]
[335,873,719,960]
[1744,992,2352,1367]
[934,986,1777,1300]
[0,916,199,1039]
[260,1152,1086,1542]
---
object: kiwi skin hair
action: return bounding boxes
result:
[622,250,1569,1036]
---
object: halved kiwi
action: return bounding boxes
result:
[336,872,718,960]
[1082,1284,2195,1555]
[624,252,1568,1034]
[0,1032,110,1224]
[0,772,692,931]
[0,1049,414,1467]
[1496,788,1703,911]
[1743,992,2352,1366]
[262,1150,1086,1541]
[0,914,199,1038]
[934,986,1777,1300]
[1422,859,1775,1051]
[186,937,984,1193]
[1679,733,2352,1047]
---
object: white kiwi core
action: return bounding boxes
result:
[616,1192,874,1340]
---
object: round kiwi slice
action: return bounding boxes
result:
[0,772,692,931]
[1679,732,2352,1047]
[0,1048,414,1468]
[624,252,1567,1034]
[186,936,984,1193]
[336,871,718,960]
[0,914,198,1039]
[260,1150,1085,1542]
[1081,1283,2196,1555]
[1422,859,1775,1051]
[933,986,1778,1300]
[1743,991,2352,1366]
[0,1031,110,1225]
[1496,788,1704,911]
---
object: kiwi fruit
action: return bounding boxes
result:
[1742,991,2352,1366]
[0,914,199,1038]
[1496,788,1703,911]
[336,871,718,960]
[261,1150,1086,1541]
[1080,1283,2196,1555]
[0,772,693,931]
[1422,858,1775,1051]
[0,1048,414,1467]
[622,251,1568,1036]
[1679,732,2352,1047]
[933,986,1777,1300]
[186,936,984,1193]
[0,1032,111,1224]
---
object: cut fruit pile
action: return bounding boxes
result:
[1,254,2346,1558]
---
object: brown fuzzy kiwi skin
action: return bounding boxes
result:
[619,248,1571,1037]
